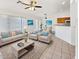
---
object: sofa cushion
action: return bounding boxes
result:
[0,40,3,44]
[11,32,16,36]
[2,37,13,42]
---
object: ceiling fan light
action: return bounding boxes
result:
[29,7,35,11]
[62,1,66,5]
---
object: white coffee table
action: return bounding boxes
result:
[11,39,34,59]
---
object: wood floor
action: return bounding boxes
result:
[40,36,75,59]
[0,35,75,59]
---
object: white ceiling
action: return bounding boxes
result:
[0,0,70,18]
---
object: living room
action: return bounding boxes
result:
[0,0,78,59]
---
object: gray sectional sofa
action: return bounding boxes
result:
[0,31,27,47]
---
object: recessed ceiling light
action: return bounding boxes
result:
[70,0,73,4]
[62,1,66,5]
[70,0,77,4]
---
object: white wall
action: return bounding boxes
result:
[70,0,78,59]
[54,9,73,45]
[70,0,77,46]
[54,0,77,46]
[55,26,72,44]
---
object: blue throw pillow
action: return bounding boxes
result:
[41,32,49,36]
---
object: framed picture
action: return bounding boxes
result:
[27,20,33,25]
[57,17,70,26]
[65,20,70,26]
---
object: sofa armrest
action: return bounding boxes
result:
[47,33,52,40]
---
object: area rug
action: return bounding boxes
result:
[0,40,49,59]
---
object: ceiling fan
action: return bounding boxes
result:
[17,0,42,11]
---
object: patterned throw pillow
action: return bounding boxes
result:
[11,32,16,36]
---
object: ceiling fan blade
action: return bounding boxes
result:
[17,1,30,6]
[17,1,20,3]
[35,6,42,8]
[25,7,30,9]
